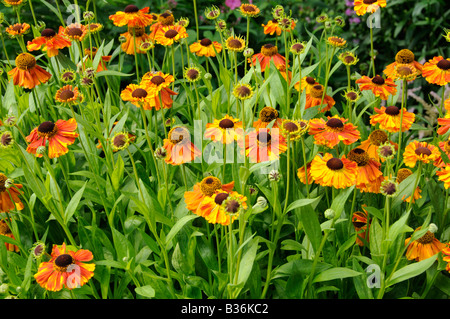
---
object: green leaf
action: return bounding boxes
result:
[236,237,259,286]
[135,285,156,299]
[64,181,86,224]
[330,186,355,220]
[369,218,384,265]
[313,267,362,283]
[96,70,133,77]
[285,196,322,213]
[165,214,199,248]
[387,254,438,287]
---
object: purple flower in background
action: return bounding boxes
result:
[345,0,353,6]
[225,0,241,10]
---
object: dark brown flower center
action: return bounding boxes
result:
[415,146,432,156]
[284,121,299,133]
[113,134,128,148]
[151,75,165,86]
[257,131,271,144]
[326,118,344,129]
[348,148,370,166]
[306,77,316,85]
[15,53,36,70]
[124,5,139,13]
[291,43,304,53]
[363,0,377,4]
[38,121,56,134]
[0,174,7,193]
[242,4,256,12]
[261,43,278,56]
[1,132,13,147]
[437,59,450,71]
[228,39,243,49]
[369,129,388,146]
[41,28,56,38]
[259,107,278,123]
[344,55,355,64]
[326,158,344,170]
[214,193,229,205]
[219,118,235,129]
[169,127,189,144]
[235,85,251,98]
[67,27,83,37]
[396,168,412,183]
[12,24,24,32]
[371,75,385,85]
[200,38,212,47]
[310,84,324,98]
[54,254,73,268]
[225,199,240,214]
[416,231,435,244]
[382,182,397,195]
[59,89,75,101]
[128,26,145,37]
[186,68,200,80]
[346,92,358,101]
[395,49,414,64]
[385,105,400,116]
[131,88,148,98]
[164,29,178,39]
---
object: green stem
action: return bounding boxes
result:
[395,79,407,169]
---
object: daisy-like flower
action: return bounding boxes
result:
[34,243,95,291]
[27,27,72,58]
[239,3,260,17]
[189,38,222,57]
[380,179,398,197]
[439,139,450,159]
[244,128,287,163]
[0,173,24,213]
[2,0,25,6]
[249,44,286,72]
[305,84,336,113]
[384,49,423,80]
[308,116,360,148]
[262,19,283,36]
[277,15,297,31]
[163,126,201,165]
[437,164,450,189]
[204,115,244,145]
[8,53,52,89]
[120,26,152,55]
[0,219,19,252]
[370,106,415,133]
[352,206,369,246]
[120,83,153,110]
[149,11,174,39]
[225,35,246,52]
[5,22,30,37]
[290,40,307,56]
[358,129,397,162]
[184,176,235,213]
[437,113,450,135]
[343,88,361,104]
[327,36,346,48]
[403,140,441,168]
[232,83,254,100]
[253,106,282,129]
[442,245,450,274]
[280,119,309,141]
[339,51,359,66]
[109,4,155,27]
[26,119,79,159]
[422,56,450,86]
[405,227,445,262]
[63,23,88,42]
[294,76,319,93]
[347,148,384,193]
[196,190,247,226]
[393,63,420,82]
[184,66,201,82]
[353,0,387,16]
[110,132,131,152]
[141,71,178,110]
[355,75,397,100]
[86,22,104,35]
[297,161,313,185]
[54,85,82,105]
[310,153,357,189]
[154,25,188,46]
[83,47,112,72]
[396,168,422,203]
[60,69,76,83]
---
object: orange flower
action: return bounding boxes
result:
[310,153,357,189]
[347,148,384,193]
[308,116,360,148]
[141,71,178,110]
[0,219,19,252]
[120,26,152,55]
[34,243,95,291]
[26,119,79,159]
[190,38,222,57]
[253,106,282,129]
[109,5,155,27]
[120,83,153,110]
[294,76,319,93]
[27,27,72,58]
[249,44,286,72]
[305,84,336,113]
[84,47,112,72]
[5,22,30,37]
[383,49,423,80]
[405,227,445,262]
[54,85,82,105]
[355,75,397,100]
[8,53,52,89]
[243,128,287,163]
[149,11,175,40]
[204,115,244,145]
[403,140,441,168]
[422,56,450,86]
[396,168,422,203]
[297,161,313,185]
[436,164,450,189]
[196,191,247,226]
[437,113,450,135]
[262,19,282,36]
[163,126,201,165]
[184,176,235,213]
[63,23,88,42]
[370,106,415,133]
[358,129,397,162]
[442,245,450,273]
[0,173,24,214]
[353,0,386,16]
[352,206,370,246]
[154,25,188,46]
